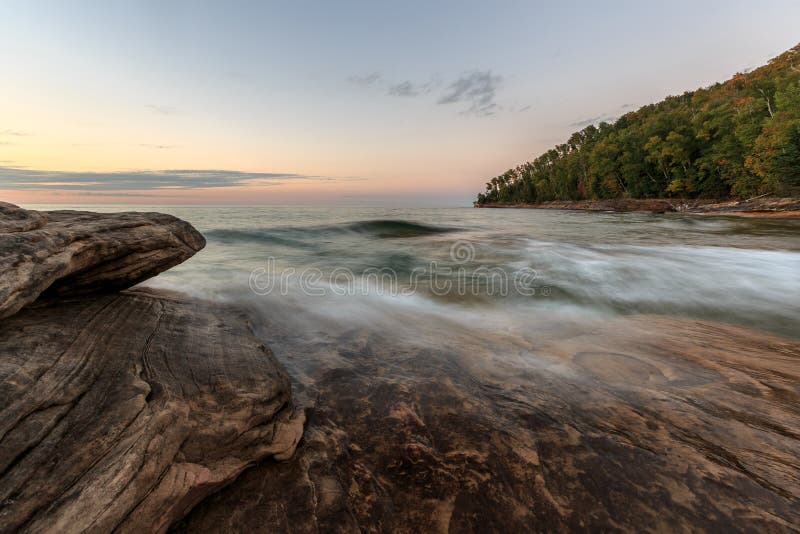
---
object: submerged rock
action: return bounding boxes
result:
[177,315,800,533]
[0,203,206,319]
[0,288,304,533]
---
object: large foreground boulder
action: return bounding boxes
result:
[0,288,304,533]
[0,204,304,533]
[0,202,206,319]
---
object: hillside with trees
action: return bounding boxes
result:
[476,44,800,205]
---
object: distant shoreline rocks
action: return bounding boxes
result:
[474,196,800,217]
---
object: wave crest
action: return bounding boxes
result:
[206,219,458,245]
[344,220,457,238]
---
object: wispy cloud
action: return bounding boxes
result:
[437,70,502,116]
[71,191,161,198]
[137,143,179,150]
[0,129,31,136]
[146,104,179,115]
[387,80,429,97]
[569,114,617,128]
[0,167,351,191]
[348,72,382,87]
[350,70,504,116]
[570,103,634,128]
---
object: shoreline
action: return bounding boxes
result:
[474,196,800,218]
[4,202,800,531]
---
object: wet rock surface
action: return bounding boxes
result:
[0,203,206,319]
[177,315,800,533]
[0,288,304,533]
[2,203,798,533]
[474,196,800,216]
[0,204,303,533]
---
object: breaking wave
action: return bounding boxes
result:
[205,219,458,247]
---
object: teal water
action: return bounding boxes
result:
[26,205,800,343]
[22,204,800,525]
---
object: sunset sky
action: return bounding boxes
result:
[2,0,799,206]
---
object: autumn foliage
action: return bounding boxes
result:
[477,44,800,205]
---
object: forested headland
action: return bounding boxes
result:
[476,44,800,205]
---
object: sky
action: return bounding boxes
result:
[1,0,799,206]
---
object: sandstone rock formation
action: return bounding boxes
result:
[177,315,800,533]
[0,289,304,533]
[3,202,799,533]
[0,203,206,319]
[0,204,303,533]
[0,202,48,233]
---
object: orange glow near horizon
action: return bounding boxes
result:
[3,2,799,206]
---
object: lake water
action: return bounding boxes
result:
[32,205,800,342]
[26,204,800,528]
[24,204,800,394]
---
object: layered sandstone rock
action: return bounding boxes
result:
[177,316,800,533]
[0,289,304,533]
[0,202,206,319]
[0,204,303,533]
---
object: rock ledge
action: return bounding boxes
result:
[0,202,206,319]
[0,204,303,533]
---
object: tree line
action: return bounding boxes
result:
[476,44,800,205]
